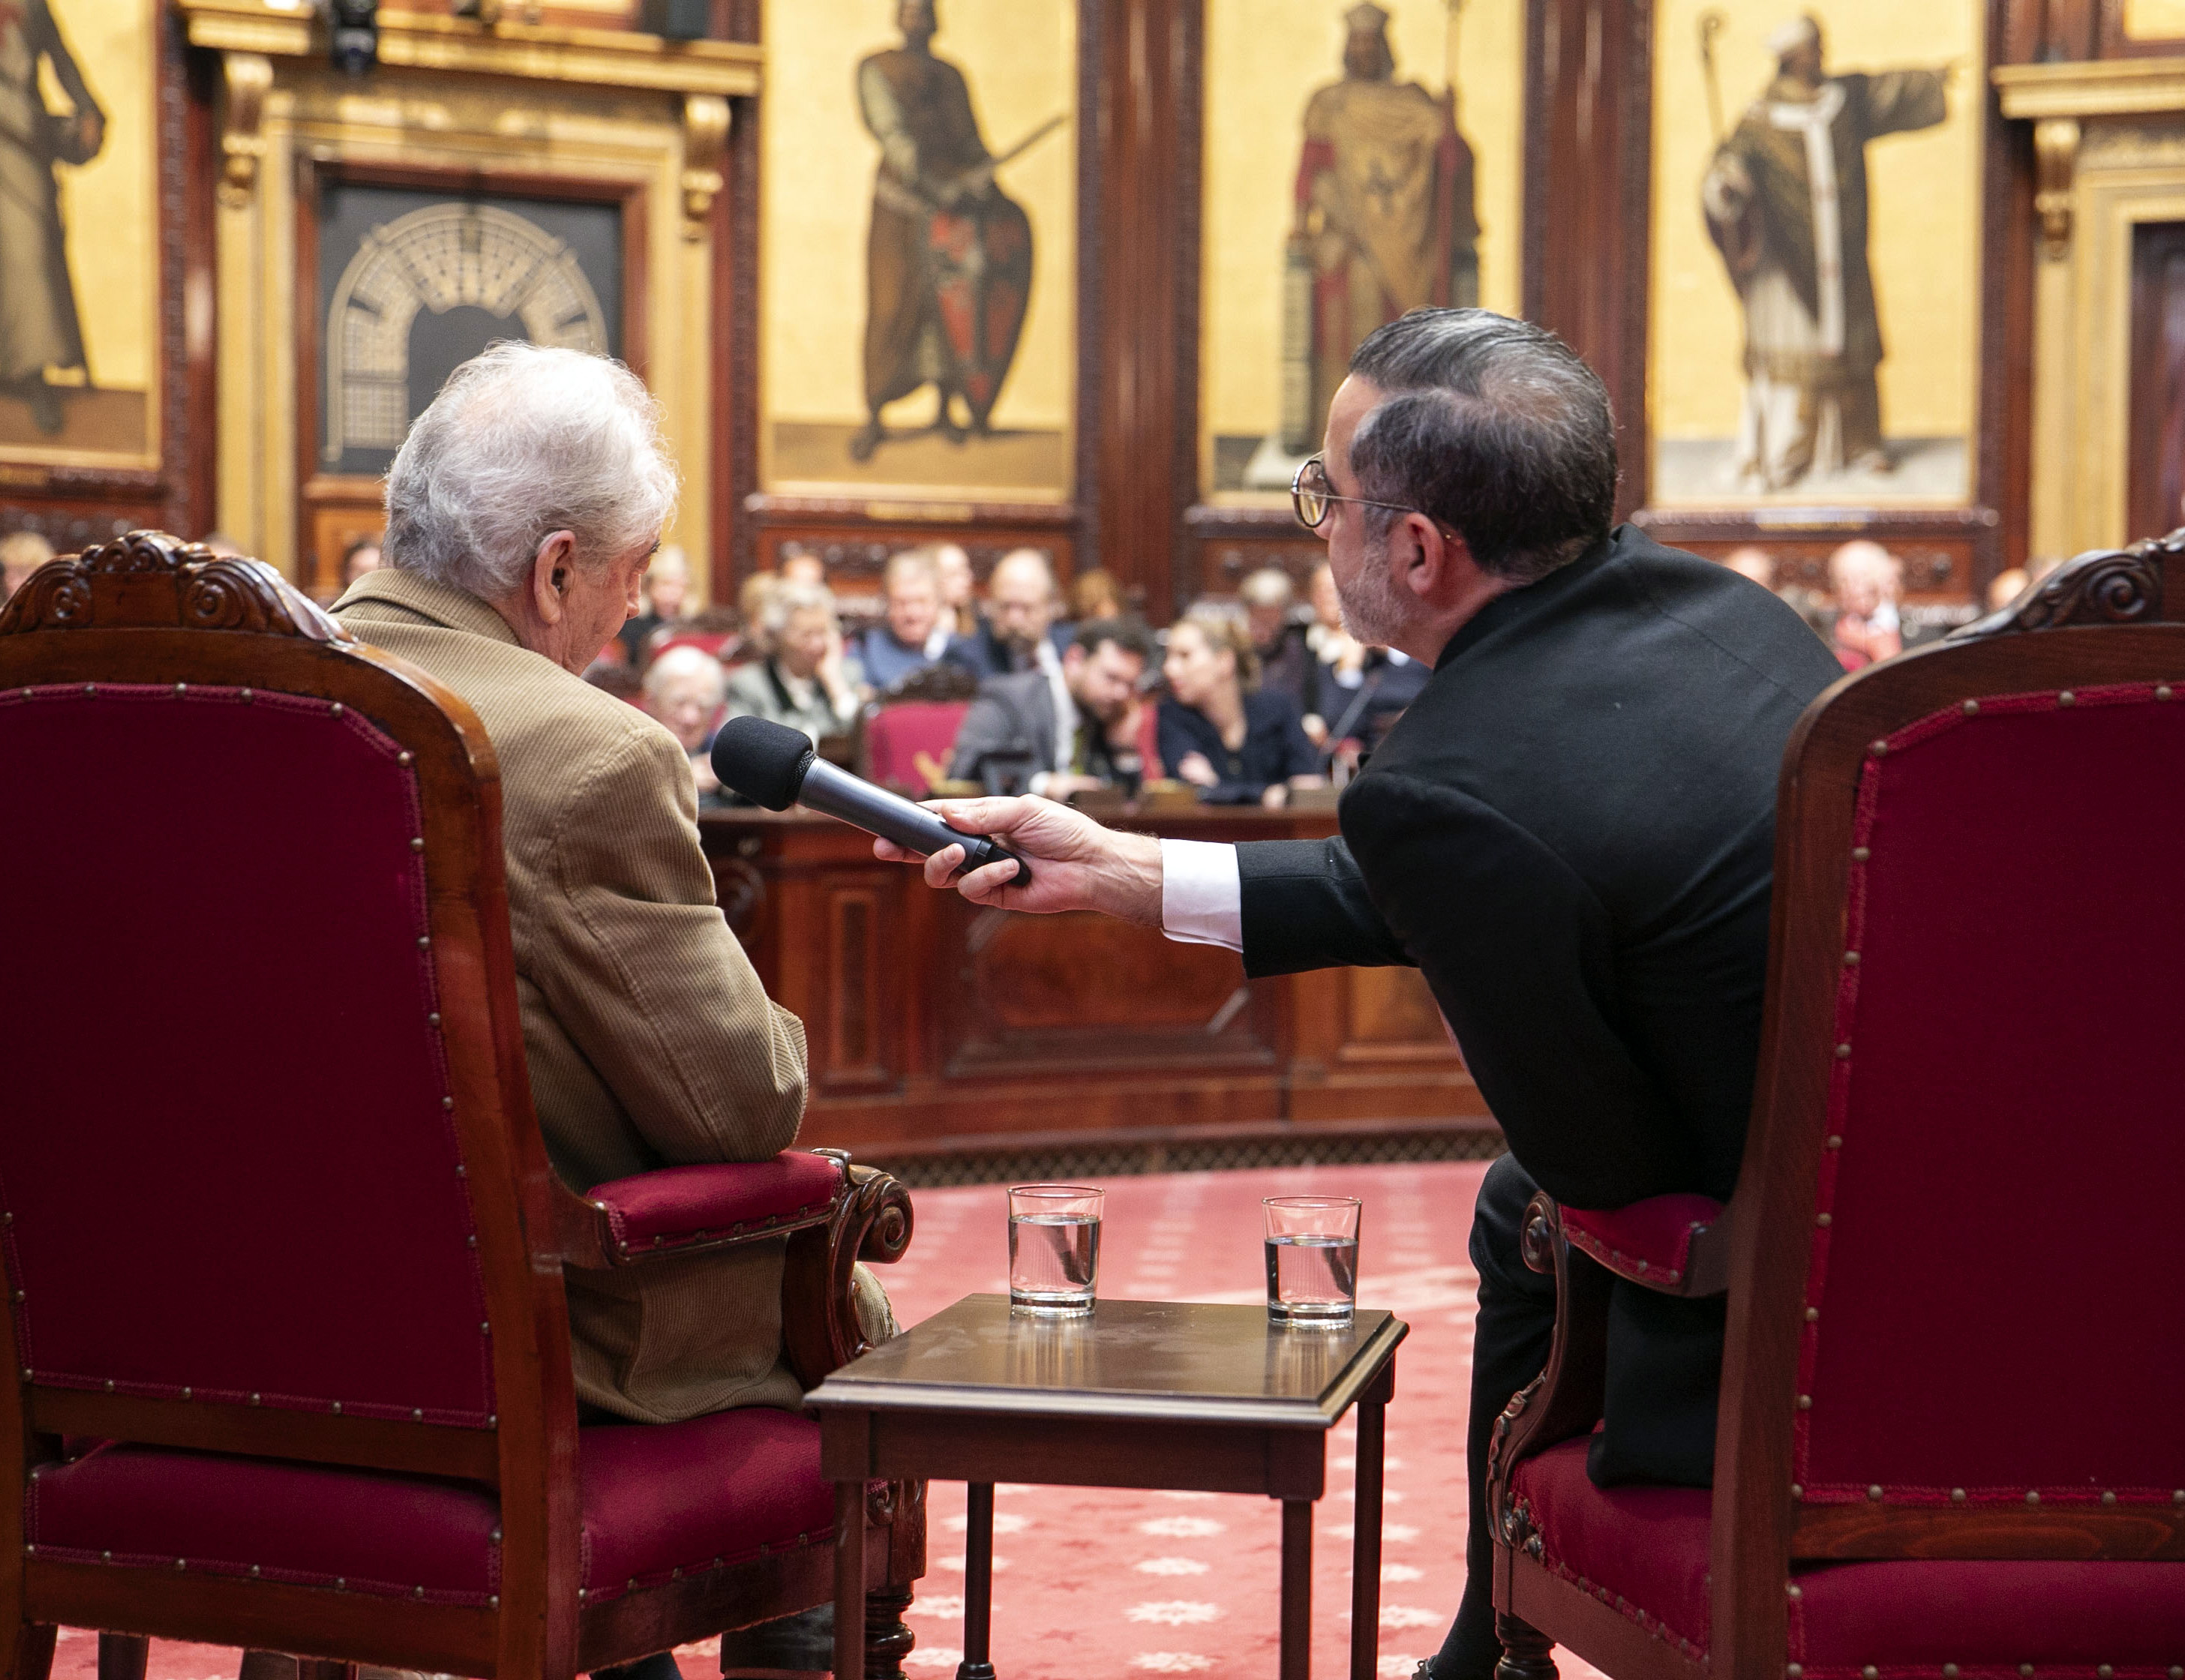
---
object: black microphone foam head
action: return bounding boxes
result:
[710,715,815,812]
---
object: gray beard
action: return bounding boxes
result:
[1334,542,1410,648]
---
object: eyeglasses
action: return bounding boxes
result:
[1290,455,1457,540]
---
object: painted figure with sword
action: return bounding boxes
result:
[852,0,1066,464]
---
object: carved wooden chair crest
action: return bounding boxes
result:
[0,533,923,1680]
[1487,530,2185,1679]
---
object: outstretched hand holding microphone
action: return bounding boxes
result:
[707,716,1163,926]
[869,794,1165,926]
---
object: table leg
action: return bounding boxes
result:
[1349,1396,1385,1680]
[957,1482,998,1680]
[1280,1497,1313,1680]
[835,1480,866,1680]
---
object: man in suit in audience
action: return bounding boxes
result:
[851,546,953,690]
[947,616,1152,796]
[944,546,1073,678]
[878,308,1841,1678]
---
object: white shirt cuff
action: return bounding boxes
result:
[1160,838,1243,953]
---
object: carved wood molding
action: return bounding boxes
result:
[2033,116,2081,256]
[218,50,272,208]
[680,94,729,242]
[1959,525,2185,636]
[0,531,348,641]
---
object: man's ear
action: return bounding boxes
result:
[1400,514,1476,607]
[529,530,578,625]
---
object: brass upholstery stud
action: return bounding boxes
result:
[12,1292,23,1304]
[1843,951,1860,966]
[413,1586,425,1600]
[249,1392,260,1405]
[2026,1490,2040,1506]
[488,1413,497,1426]
[1817,1213,1832,1228]
[2173,1490,2183,1505]
[488,1594,498,1609]
[335,1577,346,1591]
[2058,692,2075,707]
[180,1387,191,1400]
[2021,1666,2035,1677]
[480,1322,491,1334]
[1869,740,1888,757]
[428,1012,441,1028]
[104,1378,114,1392]
[411,837,425,852]
[2159,686,2174,701]
[399,752,413,766]
[239,689,252,703]
[444,1097,455,1111]
[490,1528,502,1544]
[467,1234,476,1248]
[1864,1667,1880,1679]
[1853,846,1871,862]
[1805,1307,1819,1322]
[101,1552,111,1563]
[1835,1042,1851,1058]
[332,1402,342,1414]
[1951,1489,1966,1502]
[330,704,343,718]
[1867,1484,1883,1502]
[2168,1666,2181,1679]
[174,1558,186,1572]
[175,683,186,696]
[83,684,94,695]
[1785,1582,1802,1599]
[1797,1395,1812,1410]
[2099,1666,2114,1678]
[1826,1136,1843,1150]
[1962,700,1979,715]
[2102,1491,2117,1506]
[1945,1665,1961,1677]
[1790,1484,1802,1499]
[578,1588,587,1602]
[627,1577,637,1590]
[418,936,430,950]
[412,1408,423,1422]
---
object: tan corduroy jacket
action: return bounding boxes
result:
[335,568,809,1422]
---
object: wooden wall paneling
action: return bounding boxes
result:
[176,16,219,539]
[717,64,761,598]
[1525,0,1654,523]
[1091,0,1202,616]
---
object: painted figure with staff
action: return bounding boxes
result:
[1698,12,1952,490]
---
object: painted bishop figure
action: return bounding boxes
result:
[1702,14,1951,491]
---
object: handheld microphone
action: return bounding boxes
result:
[710,716,1033,886]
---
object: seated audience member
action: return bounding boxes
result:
[852,548,951,689]
[583,658,646,706]
[0,530,56,602]
[1722,544,1775,588]
[779,547,827,586]
[618,543,690,664]
[947,616,1154,796]
[945,547,1071,678]
[1242,566,1314,707]
[1828,538,1903,670]
[1069,566,1126,622]
[342,535,382,586]
[725,580,860,742]
[1159,609,1324,807]
[934,542,977,638]
[332,342,816,1437]
[644,644,729,803]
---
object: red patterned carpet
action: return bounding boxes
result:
[50,1161,1607,1680]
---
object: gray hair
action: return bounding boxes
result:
[1348,308,1616,586]
[641,643,726,704]
[1238,567,1295,610]
[383,342,680,600]
[761,580,838,638]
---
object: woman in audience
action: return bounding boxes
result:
[933,542,977,638]
[643,644,730,802]
[1157,609,1323,808]
[723,580,861,744]
[1069,566,1126,623]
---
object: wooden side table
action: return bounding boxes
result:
[809,1294,1409,1680]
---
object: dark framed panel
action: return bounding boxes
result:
[2128,218,2185,542]
[1,5,213,550]
[290,158,648,597]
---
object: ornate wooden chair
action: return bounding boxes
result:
[0,534,923,1680]
[1487,532,2185,1679]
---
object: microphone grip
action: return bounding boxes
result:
[797,759,1034,887]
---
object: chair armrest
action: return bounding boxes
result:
[782,1158,915,1388]
[1559,1192,1731,1298]
[553,1150,848,1269]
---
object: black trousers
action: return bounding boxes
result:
[1430,1156,1727,1679]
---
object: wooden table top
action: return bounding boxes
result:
[807,1295,1407,1429]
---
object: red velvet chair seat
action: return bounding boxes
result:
[26,1407,834,1609]
[1512,1439,2185,1670]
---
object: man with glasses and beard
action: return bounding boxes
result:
[875,308,1843,1677]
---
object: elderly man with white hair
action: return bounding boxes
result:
[333,344,818,1433]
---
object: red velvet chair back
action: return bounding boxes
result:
[1709,534,2185,1659]
[0,534,575,1663]
[863,701,971,794]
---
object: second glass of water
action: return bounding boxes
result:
[1264,1195,1361,1325]
[1008,1184,1104,1315]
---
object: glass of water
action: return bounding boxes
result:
[1264,1196,1361,1325]
[1008,1184,1104,1315]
